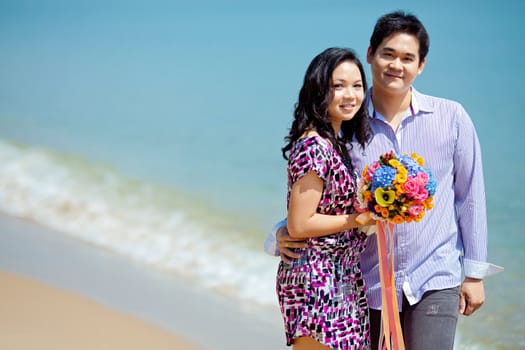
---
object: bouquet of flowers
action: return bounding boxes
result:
[355,151,437,350]
[356,150,436,225]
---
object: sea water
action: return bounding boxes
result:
[1,1,524,348]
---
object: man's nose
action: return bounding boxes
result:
[389,57,403,70]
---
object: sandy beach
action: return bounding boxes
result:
[0,213,285,350]
[0,270,201,350]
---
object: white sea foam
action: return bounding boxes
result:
[0,139,279,306]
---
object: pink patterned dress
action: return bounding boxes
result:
[276,136,370,349]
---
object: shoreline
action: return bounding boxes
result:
[0,213,285,350]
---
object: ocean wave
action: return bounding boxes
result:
[0,138,279,306]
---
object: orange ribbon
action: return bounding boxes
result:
[376,221,405,350]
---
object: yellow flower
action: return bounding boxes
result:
[375,188,396,207]
[395,172,407,183]
[412,152,424,166]
[389,159,401,168]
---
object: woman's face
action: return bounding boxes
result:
[327,61,365,132]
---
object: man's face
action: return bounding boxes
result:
[367,32,426,95]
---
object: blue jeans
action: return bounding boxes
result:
[369,287,460,350]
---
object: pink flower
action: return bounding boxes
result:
[403,177,419,197]
[407,204,423,217]
[413,188,429,202]
[415,172,429,186]
[367,161,380,180]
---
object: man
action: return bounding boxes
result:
[265,11,501,350]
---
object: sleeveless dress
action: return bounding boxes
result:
[276,136,370,349]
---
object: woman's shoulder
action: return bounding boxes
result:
[288,133,332,180]
[289,134,333,168]
[293,132,331,150]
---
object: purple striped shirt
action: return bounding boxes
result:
[350,88,488,309]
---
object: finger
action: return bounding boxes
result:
[464,302,475,316]
[286,240,309,248]
[281,241,307,251]
[280,253,292,265]
[458,294,466,315]
[276,227,291,242]
[282,248,301,259]
[356,212,370,225]
[466,300,484,316]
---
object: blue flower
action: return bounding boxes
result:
[398,154,423,176]
[425,169,437,196]
[371,165,397,192]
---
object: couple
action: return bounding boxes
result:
[265,11,499,350]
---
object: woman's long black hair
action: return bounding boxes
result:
[282,48,370,165]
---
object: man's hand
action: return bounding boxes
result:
[459,277,485,316]
[276,226,307,264]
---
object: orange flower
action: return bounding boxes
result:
[380,207,390,218]
[362,165,369,179]
[392,215,404,224]
[424,198,434,210]
[395,184,405,195]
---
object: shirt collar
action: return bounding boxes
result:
[366,87,433,120]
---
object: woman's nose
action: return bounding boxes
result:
[344,87,356,98]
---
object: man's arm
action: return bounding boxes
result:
[264,218,375,263]
[453,104,503,315]
[263,218,309,264]
[453,104,488,269]
[264,219,286,256]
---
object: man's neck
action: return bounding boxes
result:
[371,86,412,123]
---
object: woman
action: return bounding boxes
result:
[277,47,372,349]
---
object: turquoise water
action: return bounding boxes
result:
[1,1,524,348]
